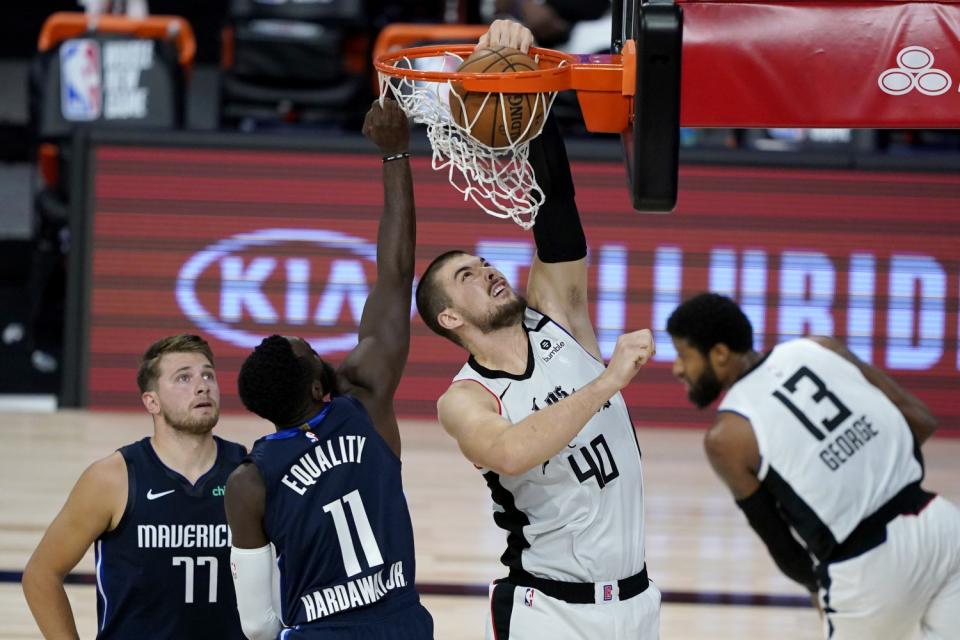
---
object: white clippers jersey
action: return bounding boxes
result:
[453,308,646,582]
[719,338,923,560]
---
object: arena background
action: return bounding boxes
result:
[62,131,960,434]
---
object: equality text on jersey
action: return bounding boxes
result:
[282,434,367,496]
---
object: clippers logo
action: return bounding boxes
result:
[176,228,416,354]
[879,46,952,96]
[523,588,535,607]
[60,39,102,121]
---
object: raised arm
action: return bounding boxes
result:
[23,453,126,638]
[439,329,654,474]
[476,20,597,356]
[522,75,592,353]
[808,335,938,444]
[338,99,414,455]
[525,114,597,357]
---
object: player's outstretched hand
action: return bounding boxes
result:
[603,329,656,390]
[478,19,535,54]
[363,98,409,156]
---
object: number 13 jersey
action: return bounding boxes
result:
[453,308,647,582]
[718,338,924,560]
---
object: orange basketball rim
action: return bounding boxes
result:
[374,42,636,135]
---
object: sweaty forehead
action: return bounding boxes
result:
[443,254,483,277]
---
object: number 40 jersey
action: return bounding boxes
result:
[718,338,924,561]
[452,308,647,583]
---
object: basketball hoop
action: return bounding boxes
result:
[375,43,634,229]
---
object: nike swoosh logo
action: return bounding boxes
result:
[146,489,175,500]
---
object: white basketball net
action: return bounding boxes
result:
[379,52,560,230]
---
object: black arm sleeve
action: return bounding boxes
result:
[736,486,819,592]
[527,115,587,263]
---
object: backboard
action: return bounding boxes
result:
[613,0,682,212]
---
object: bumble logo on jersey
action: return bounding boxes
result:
[539,338,566,362]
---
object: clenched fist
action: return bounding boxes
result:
[602,329,656,391]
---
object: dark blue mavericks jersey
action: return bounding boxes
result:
[248,395,431,635]
[95,436,247,639]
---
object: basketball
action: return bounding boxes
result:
[449,46,545,148]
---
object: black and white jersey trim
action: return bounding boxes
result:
[483,471,531,570]
[763,466,837,561]
[735,350,772,384]
[468,340,536,381]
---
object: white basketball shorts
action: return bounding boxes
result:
[819,495,960,640]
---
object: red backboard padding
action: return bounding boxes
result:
[678,2,960,127]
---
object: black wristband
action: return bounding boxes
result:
[382,152,410,163]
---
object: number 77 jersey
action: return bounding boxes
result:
[96,437,247,638]
[247,395,426,628]
[718,338,925,561]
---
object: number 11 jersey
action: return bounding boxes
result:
[718,338,924,561]
[247,395,425,629]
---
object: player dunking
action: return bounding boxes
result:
[23,334,246,638]
[224,99,433,639]
[667,293,960,640]
[414,21,660,639]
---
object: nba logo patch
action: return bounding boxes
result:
[602,584,614,602]
[523,588,535,607]
[60,39,102,121]
[304,430,318,443]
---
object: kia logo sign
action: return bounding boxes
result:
[176,228,406,354]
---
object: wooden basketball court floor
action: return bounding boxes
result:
[2,409,957,639]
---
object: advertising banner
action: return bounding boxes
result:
[83,145,960,433]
